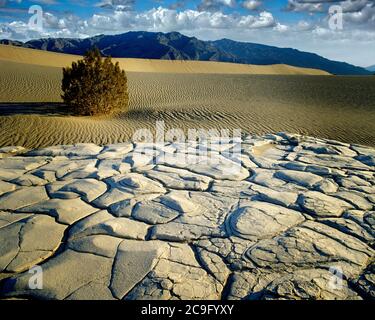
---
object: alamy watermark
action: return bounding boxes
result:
[328,5,344,31]
[328,266,344,291]
[28,5,43,32]
[28,265,43,290]
[132,121,243,175]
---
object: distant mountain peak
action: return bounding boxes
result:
[0,31,370,75]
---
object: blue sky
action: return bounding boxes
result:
[0,0,374,66]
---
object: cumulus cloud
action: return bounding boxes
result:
[197,0,236,12]
[242,0,262,11]
[97,7,276,31]
[285,1,375,39]
[286,0,326,13]
[96,0,135,11]
[342,1,375,25]
[286,0,375,25]
[296,20,314,31]
[0,6,278,41]
[273,22,289,32]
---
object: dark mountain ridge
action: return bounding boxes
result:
[0,31,370,75]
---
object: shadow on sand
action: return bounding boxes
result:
[0,102,73,116]
[0,103,137,118]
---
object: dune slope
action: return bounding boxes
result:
[0,44,330,75]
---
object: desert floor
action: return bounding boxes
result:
[0,133,374,300]
[0,45,374,148]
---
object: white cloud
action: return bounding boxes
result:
[84,7,277,33]
[242,0,262,11]
[286,0,325,13]
[0,6,277,41]
[286,0,375,27]
[296,20,314,31]
[96,0,135,10]
[274,22,289,32]
[197,0,236,12]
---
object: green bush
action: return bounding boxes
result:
[62,48,128,116]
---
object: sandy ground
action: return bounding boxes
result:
[0,45,374,148]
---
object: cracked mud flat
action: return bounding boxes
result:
[0,132,374,300]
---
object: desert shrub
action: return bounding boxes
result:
[62,48,128,116]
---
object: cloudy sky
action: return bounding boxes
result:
[0,0,374,67]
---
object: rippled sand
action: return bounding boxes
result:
[0,46,374,148]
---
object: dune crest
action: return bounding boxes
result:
[0,44,330,75]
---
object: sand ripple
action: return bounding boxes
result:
[0,61,374,148]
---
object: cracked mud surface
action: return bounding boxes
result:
[0,132,374,300]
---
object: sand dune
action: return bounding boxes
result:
[0,45,374,148]
[0,44,330,75]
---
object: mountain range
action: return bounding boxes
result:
[0,31,371,75]
[366,65,375,72]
